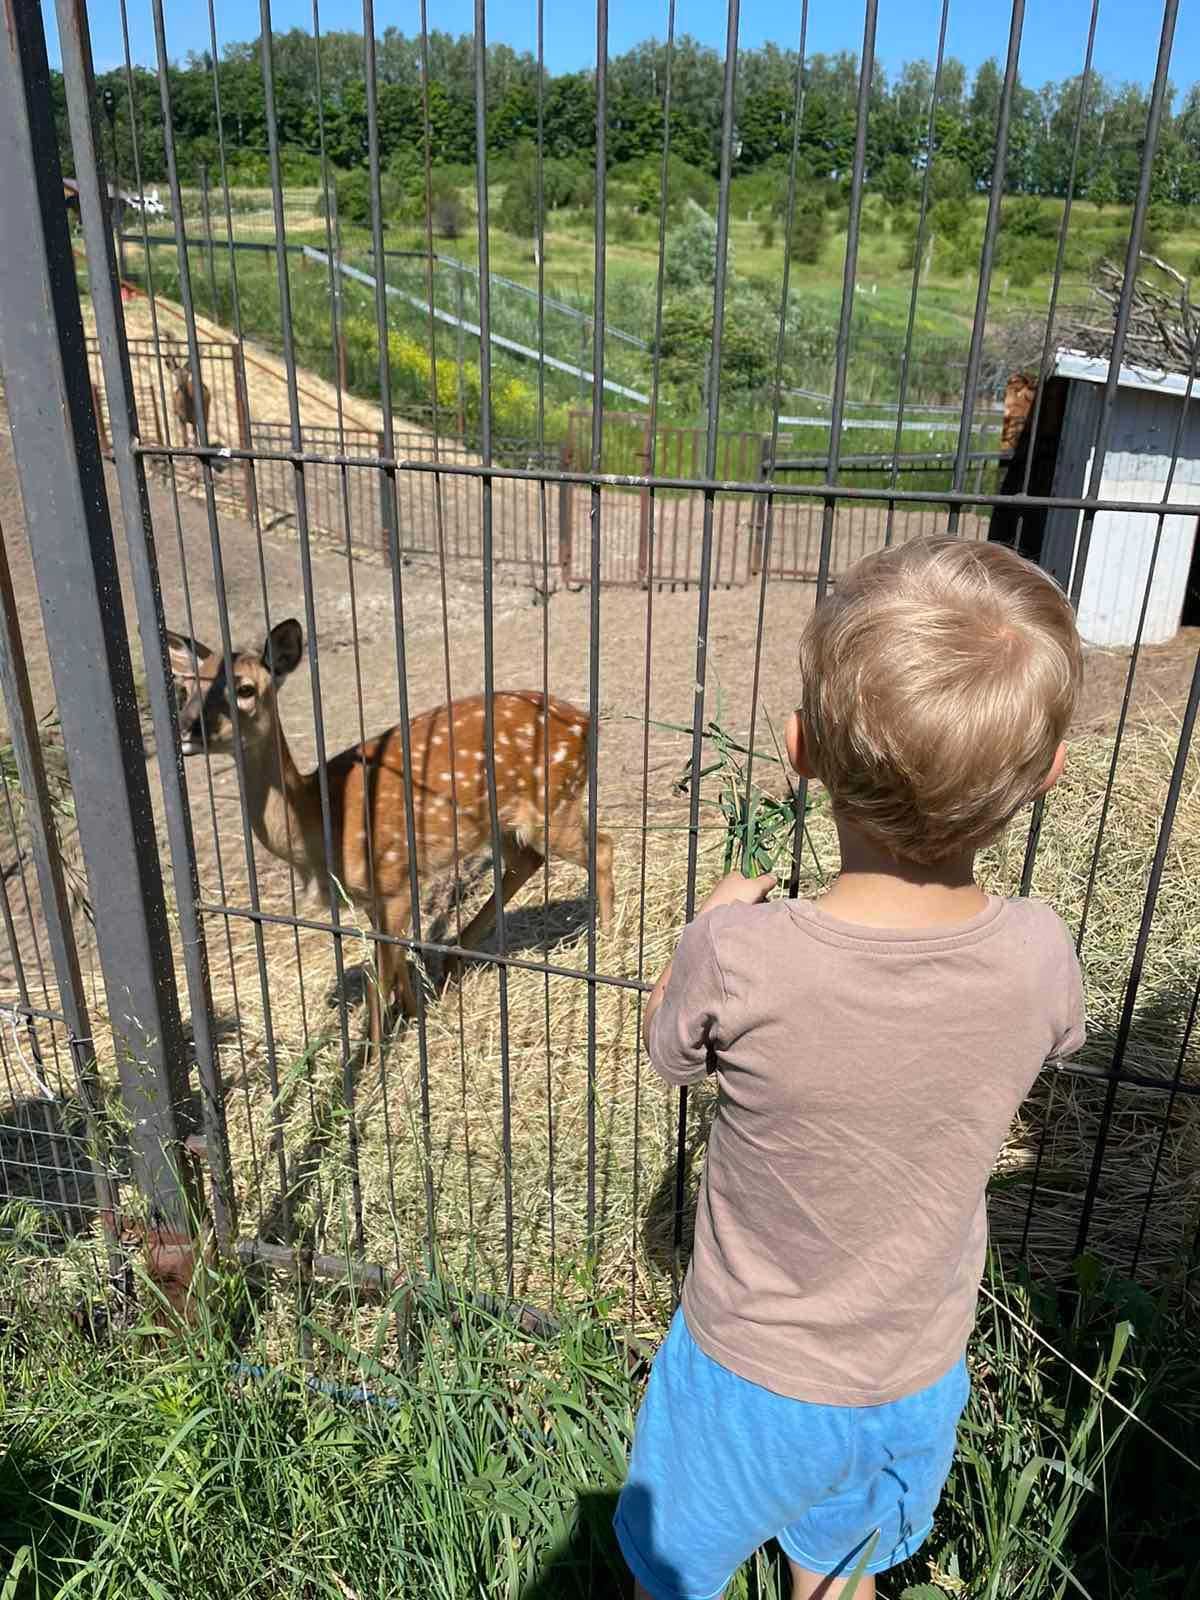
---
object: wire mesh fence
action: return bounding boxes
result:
[0,0,1198,1339]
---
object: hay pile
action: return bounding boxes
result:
[202,716,1199,1335]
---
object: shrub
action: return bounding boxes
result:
[1003,196,1059,239]
[877,154,915,209]
[497,165,539,238]
[655,289,775,403]
[629,154,716,218]
[608,206,647,244]
[663,203,720,291]
[787,190,828,265]
[431,189,468,239]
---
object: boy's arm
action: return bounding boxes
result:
[642,871,776,1061]
[1049,924,1087,1061]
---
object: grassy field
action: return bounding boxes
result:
[1,1205,1196,1600]
[119,176,1200,478]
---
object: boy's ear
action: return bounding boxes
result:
[1035,740,1068,797]
[786,710,816,778]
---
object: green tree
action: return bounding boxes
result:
[877,154,915,208]
[1088,167,1118,209]
[787,190,828,264]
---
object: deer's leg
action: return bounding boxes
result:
[366,891,414,1057]
[546,801,615,931]
[445,837,543,989]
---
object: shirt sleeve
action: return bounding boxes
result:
[646,912,728,1087]
[1049,922,1087,1060]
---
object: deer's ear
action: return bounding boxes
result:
[165,630,211,679]
[264,618,304,681]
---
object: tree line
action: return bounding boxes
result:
[54,28,1200,209]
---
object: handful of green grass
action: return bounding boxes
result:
[658,701,809,880]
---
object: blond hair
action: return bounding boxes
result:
[798,537,1082,864]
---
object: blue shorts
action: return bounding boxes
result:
[614,1309,969,1600]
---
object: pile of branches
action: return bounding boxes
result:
[1060,252,1200,373]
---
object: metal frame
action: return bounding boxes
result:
[0,0,196,1235]
[0,0,1198,1312]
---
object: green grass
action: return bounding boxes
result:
[99,184,1200,507]
[1,1199,1197,1600]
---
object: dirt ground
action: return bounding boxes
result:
[3,371,1200,1304]
[2,389,1198,992]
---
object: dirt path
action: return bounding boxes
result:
[4,381,1199,982]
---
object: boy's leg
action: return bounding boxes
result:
[634,1566,877,1599]
[786,1562,876,1599]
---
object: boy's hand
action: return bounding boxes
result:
[696,871,777,918]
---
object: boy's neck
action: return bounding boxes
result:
[817,821,988,930]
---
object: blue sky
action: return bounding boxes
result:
[45,0,1196,92]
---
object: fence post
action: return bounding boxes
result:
[232,344,255,525]
[0,0,199,1238]
[0,522,118,1253]
[558,437,574,586]
[752,431,772,575]
[91,380,111,458]
[379,431,398,558]
[636,418,653,586]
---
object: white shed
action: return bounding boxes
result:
[991,349,1200,648]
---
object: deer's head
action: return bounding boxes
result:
[167,618,304,755]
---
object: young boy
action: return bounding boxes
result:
[615,537,1086,1600]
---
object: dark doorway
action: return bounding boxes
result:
[1183,522,1200,627]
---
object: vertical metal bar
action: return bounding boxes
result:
[417,0,473,1253]
[199,162,219,319]
[256,0,365,1254]
[311,0,382,1260]
[631,0,678,1313]
[0,0,196,1233]
[149,0,292,1242]
[533,0,557,1303]
[885,0,949,547]
[789,0,877,897]
[583,0,613,1256]
[1074,647,1200,1256]
[0,519,116,1238]
[120,1,264,1236]
[53,0,236,1247]
[674,0,741,1261]
[1130,965,1200,1276]
[745,0,809,821]
[948,0,1025,530]
[473,0,516,1291]
[362,0,438,1262]
[1071,0,1179,605]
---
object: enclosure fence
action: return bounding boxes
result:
[0,0,1198,1334]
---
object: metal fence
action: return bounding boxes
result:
[1,0,1199,1333]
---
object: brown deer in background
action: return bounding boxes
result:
[169,356,211,447]
[167,619,615,1055]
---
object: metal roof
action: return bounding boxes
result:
[1053,346,1200,400]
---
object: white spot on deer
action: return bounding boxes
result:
[498,733,510,748]
[440,770,452,782]
[431,734,443,748]
[571,725,584,738]
[385,850,399,863]
[552,746,568,764]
